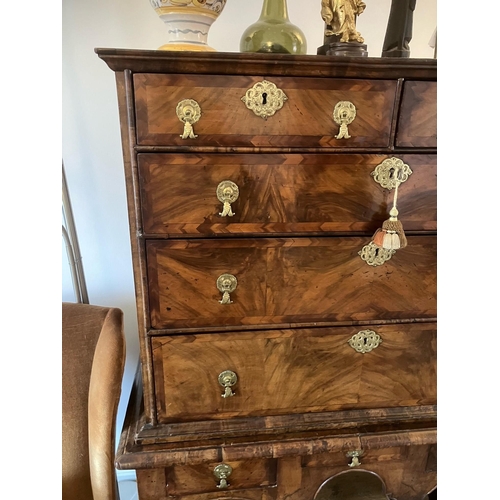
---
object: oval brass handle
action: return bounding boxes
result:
[176,99,201,139]
[346,450,363,468]
[216,181,239,217]
[218,370,238,398]
[348,330,382,353]
[333,101,356,139]
[217,274,237,304]
[213,463,233,489]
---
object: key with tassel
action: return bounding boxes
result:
[371,168,407,251]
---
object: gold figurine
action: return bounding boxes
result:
[320,0,366,43]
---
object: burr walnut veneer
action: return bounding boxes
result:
[97,49,437,500]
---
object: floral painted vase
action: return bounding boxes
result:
[149,0,227,51]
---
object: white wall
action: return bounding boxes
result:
[62,0,436,476]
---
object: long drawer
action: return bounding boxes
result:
[138,153,436,236]
[146,236,436,330]
[152,323,436,422]
[134,74,398,147]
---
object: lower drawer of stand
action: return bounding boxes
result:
[165,458,277,495]
[152,322,436,423]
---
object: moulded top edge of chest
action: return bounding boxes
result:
[95,48,437,81]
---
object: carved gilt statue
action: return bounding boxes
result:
[321,0,366,43]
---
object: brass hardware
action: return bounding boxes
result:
[213,463,233,489]
[216,274,237,304]
[218,370,238,398]
[176,99,201,139]
[333,101,356,139]
[349,330,382,353]
[346,450,363,468]
[358,242,396,266]
[371,157,413,190]
[241,80,288,120]
[216,181,239,217]
[321,0,366,43]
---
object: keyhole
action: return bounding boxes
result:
[262,92,268,105]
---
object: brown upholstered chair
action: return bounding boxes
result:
[62,302,126,500]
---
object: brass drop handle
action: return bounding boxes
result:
[217,274,237,304]
[333,101,356,139]
[348,330,382,353]
[213,463,233,489]
[218,370,238,398]
[176,99,201,139]
[216,181,239,217]
[346,450,363,468]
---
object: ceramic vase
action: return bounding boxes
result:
[150,0,227,51]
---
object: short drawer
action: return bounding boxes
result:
[152,323,437,422]
[166,459,277,495]
[396,81,437,147]
[134,74,397,148]
[146,236,436,330]
[138,153,436,236]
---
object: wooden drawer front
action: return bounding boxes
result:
[138,153,436,236]
[396,81,437,147]
[134,74,397,147]
[152,323,436,422]
[166,459,277,495]
[147,236,436,330]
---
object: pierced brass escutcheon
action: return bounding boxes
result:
[349,330,382,354]
[218,370,238,398]
[176,99,201,139]
[217,274,237,304]
[241,80,288,120]
[216,181,239,217]
[213,463,233,489]
[333,101,356,139]
[371,157,413,190]
[346,450,364,468]
[358,241,396,266]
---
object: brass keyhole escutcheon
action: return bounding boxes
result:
[217,274,237,304]
[348,330,382,353]
[176,99,201,139]
[371,157,413,190]
[358,241,396,267]
[218,370,238,398]
[213,463,233,489]
[241,80,288,120]
[216,181,239,217]
[333,101,356,139]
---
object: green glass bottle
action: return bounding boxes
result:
[240,0,307,55]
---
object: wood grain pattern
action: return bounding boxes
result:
[152,323,436,422]
[166,459,277,495]
[147,236,436,329]
[396,81,437,148]
[134,74,397,148]
[138,153,436,236]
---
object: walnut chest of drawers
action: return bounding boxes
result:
[97,49,437,500]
